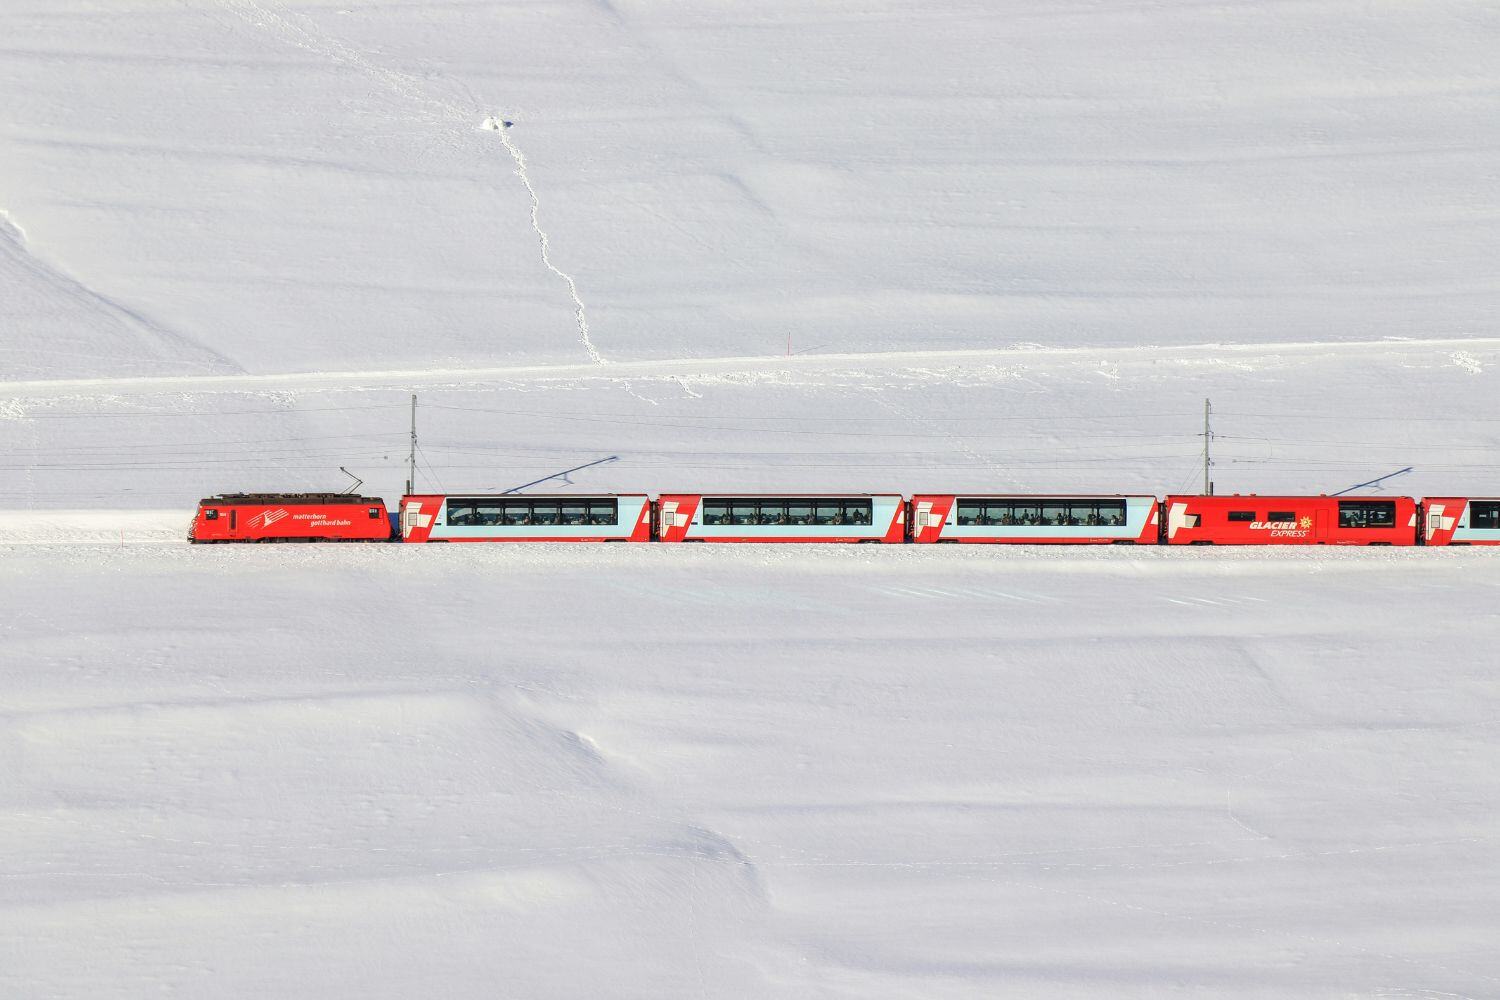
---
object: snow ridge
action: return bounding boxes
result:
[484,118,606,366]
[0,208,240,376]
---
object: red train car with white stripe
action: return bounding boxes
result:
[1421,497,1500,545]
[190,493,392,543]
[656,494,906,543]
[910,494,1159,544]
[1163,495,1417,545]
[400,494,652,542]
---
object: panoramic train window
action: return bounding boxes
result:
[703,498,874,527]
[955,498,1128,527]
[448,498,618,527]
[814,503,843,525]
[1470,501,1500,529]
[1228,511,1254,522]
[1338,500,1396,528]
[529,502,561,526]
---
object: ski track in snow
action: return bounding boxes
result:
[218,0,603,366]
[488,120,606,366]
[0,335,1494,402]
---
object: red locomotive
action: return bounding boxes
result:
[1163,495,1417,545]
[189,493,392,543]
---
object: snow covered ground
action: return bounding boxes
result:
[4,543,1500,998]
[2,1,1498,376]
[2,0,1499,996]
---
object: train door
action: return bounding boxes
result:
[229,509,237,535]
[1314,508,1327,542]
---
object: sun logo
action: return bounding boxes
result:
[1299,516,1313,529]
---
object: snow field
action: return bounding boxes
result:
[2,2,1498,375]
[3,544,1499,997]
[1,334,1497,511]
[1,0,1498,994]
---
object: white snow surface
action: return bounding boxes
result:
[3,1,1500,996]
[5,543,1500,998]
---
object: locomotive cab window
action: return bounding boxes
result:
[204,509,218,520]
[1338,500,1396,528]
[367,507,381,519]
[1470,501,1500,529]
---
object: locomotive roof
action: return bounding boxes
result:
[199,493,387,506]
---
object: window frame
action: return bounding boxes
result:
[1470,501,1500,530]
[445,496,619,528]
[951,498,1131,529]
[701,497,875,529]
[1338,500,1396,529]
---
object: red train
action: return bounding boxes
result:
[190,493,392,543]
[398,493,652,542]
[655,494,907,543]
[189,491,1500,546]
[1163,495,1419,546]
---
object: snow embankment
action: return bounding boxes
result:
[0,509,188,544]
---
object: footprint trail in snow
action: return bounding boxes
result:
[483,116,606,366]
